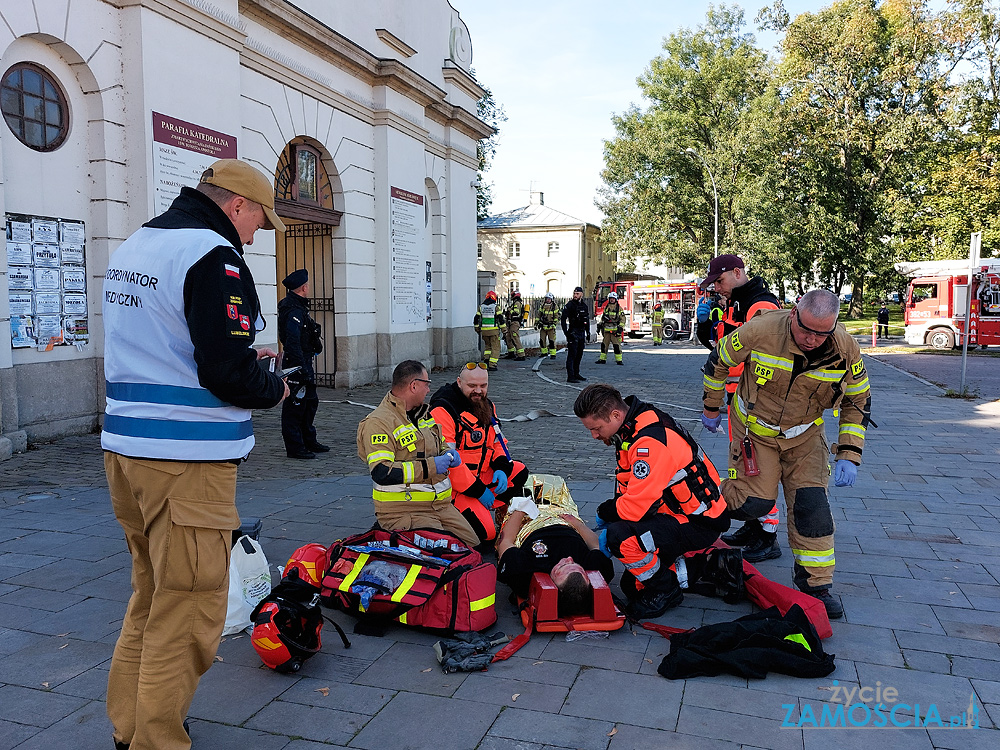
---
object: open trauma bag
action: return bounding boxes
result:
[321,528,497,633]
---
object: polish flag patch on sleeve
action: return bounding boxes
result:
[224,264,240,278]
[636,448,649,457]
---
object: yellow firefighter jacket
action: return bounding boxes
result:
[702,309,870,464]
[357,392,452,503]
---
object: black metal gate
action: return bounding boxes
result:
[277,221,336,386]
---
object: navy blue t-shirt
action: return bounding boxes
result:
[497,524,614,598]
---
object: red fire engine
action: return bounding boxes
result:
[594,280,704,340]
[901,260,1000,349]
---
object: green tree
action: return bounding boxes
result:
[475,77,506,221]
[597,5,772,271]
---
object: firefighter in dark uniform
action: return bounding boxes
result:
[697,254,782,562]
[596,292,626,364]
[575,384,729,619]
[278,269,328,459]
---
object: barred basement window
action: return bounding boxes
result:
[1,63,69,152]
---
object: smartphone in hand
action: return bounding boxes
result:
[276,365,301,379]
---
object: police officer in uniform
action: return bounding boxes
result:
[278,269,327,459]
[561,286,591,383]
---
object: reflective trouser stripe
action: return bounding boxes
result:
[792,547,835,566]
[759,505,779,531]
[390,564,422,603]
[372,488,452,502]
[337,553,369,592]
[470,594,495,612]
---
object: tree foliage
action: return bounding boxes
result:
[474,75,507,221]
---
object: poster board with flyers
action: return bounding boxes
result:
[6,213,89,348]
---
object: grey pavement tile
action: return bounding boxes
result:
[350,692,501,750]
[476,738,545,750]
[0,635,113,689]
[561,667,682,730]
[907,559,999,586]
[0,719,40,750]
[939,619,1000,644]
[277,676,394,714]
[802,726,932,749]
[834,553,912,578]
[2,556,125,592]
[487,707,615,750]
[896,631,1000,662]
[925,727,1000,750]
[283,742,349,750]
[973,680,1000,706]
[453,673,569,711]
[844,509,913,524]
[183,721,293,750]
[0,585,86,612]
[872,575,973,608]
[841,595,944,634]
[824,622,903,667]
[66,567,134,602]
[858,537,940,560]
[904,512,984,531]
[244,700,369,746]
[951,657,1000,682]
[607,724,742,749]
[676,704,803,750]
[50,664,109,701]
[4,512,102,533]
[5,700,112,750]
[0,627,45,656]
[29,596,123,641]
[903,649,954,674]
[352,642,469,696]
[833,572,881,599]
[683,681,804,720]
[538,638,646,672]
[0,684,88,727]
[190,661,298,724]
[0,552,61,569]
[854,662,976,719]
[478,655,581,687]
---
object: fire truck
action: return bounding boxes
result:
[594,280,703,340]
[899,259,1000,349]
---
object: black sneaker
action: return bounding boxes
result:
[625,586,683,620]
[487,364,498,372]
[595,358,607,364]
[575,375,588,381]
[742,533,782,563]
[721,519,762,547]
[616,360,624,366]
[287,449,316,460]
[306,442,330,453]
[809,589,844,620]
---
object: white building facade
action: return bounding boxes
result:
[0,0,490,452]
[477,194,614,299]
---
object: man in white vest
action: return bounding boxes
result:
[102,159,288,750]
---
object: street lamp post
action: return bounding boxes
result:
[684,147,718,257]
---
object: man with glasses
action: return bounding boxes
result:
[696,254,782,563]
[357,360,479,548]
[700,289,871,619]
[430,362,529,548]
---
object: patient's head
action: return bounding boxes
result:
[551,557,591,617]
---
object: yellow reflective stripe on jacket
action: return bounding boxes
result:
[784,633,812,651]
[750,352,793,371]
[390,564,422,602]
[839,424,866,440]
[417,417,436,429]
[366,450,395,465]
[703,373,725,391]
[373,488,452,502]
[402,461,415,484]
[792,548,835,567]
[844,377,870,395]
[804,368,846,382]
[337,552,369,591]
[393,424,416,439]
[733,395,823,439]
[470,593,495,612]
[719,345,738,369]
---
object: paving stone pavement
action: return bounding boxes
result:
[2,337,999,748]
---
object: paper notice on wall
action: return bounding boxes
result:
[60,221,85,244]
[35,314,63,343]
[61,244,85,264]
[9,292,32,315]
[152,112,238,215]
[389,186,427,325]
[6,242,31,265]
[10,315,34,347]
[34,292,62,315]
[9,266,31,290]
[8,221,31,243]
[34,267,61,290]
[32,220,58,244]
[33,244,60,267]
[63,293,87,315]
[62,267,86,291]
[63,316,89,344]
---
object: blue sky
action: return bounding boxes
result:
[455,1,835,224]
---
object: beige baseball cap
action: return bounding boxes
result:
[199,159,286,232]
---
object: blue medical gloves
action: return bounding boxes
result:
[478,488,496,509]
[834,459,857,487]
[697,298,711,322]
[491,470,508,494]
[433,448,462,474]
[701,412,722,433]
[597,528,611,558]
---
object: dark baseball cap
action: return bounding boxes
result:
[700,254,745,290]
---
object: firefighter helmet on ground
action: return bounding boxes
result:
[251,575,324,673]
[284,543,328,589]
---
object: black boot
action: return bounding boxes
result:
[742,531,782,563]
[625,586,683,620]
[721,519,762,547]
[807,589,844,619]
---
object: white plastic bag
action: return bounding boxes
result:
[223,536,272,635]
